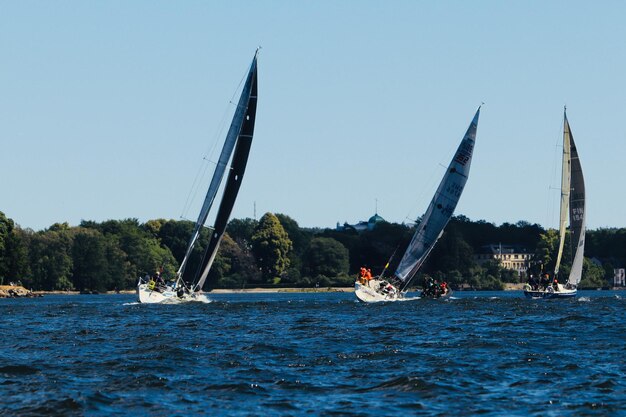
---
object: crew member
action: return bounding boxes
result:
[365,268,373,286]
[358,267,367,284]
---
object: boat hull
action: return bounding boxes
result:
[523,285,577,299]
[354,279,402,303]
[136,282,209,304]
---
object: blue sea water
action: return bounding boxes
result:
[1,290,625,416]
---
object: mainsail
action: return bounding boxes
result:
[557,110,586,285]
[553,112,571,276]
[394,107,480,292]
[176,52,258,292]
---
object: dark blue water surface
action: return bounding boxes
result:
[1,290,625,416]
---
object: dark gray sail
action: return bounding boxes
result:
[193,62,258,291]
[566,113,585,286]
[394,107,480,292]
[174,53,258,291]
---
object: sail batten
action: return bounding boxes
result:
[394,107,480,291]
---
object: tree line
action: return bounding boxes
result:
[0,210,623,292]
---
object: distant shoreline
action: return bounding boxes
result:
[27,287,358,295]
[4,283,623,297]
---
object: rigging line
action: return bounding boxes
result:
[204,57,252,161]
[179,59,250,220]
[379,244,402,279]
[403,117,466,223]
[179,108,231,220]
[202,156,235,170]
[403,152,447,224]
[181,156,214,220]
[545,118,564,230]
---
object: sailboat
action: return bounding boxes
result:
[355,107,480,302]
[137,51,258,304]
[524,108,585,299]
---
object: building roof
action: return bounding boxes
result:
[368,213,385,224]
[336,213,386,232]
[478,244,531,254]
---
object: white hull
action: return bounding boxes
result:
[136,282,210,304]
[354,279,402,303]
[523,283,577,299]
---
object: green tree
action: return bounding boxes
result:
[0,211,15,284]
[465,263,505,290]
[71,228,110,291]
[426,228,475,276]
[28,229,73,290]
[143,218,165,238]
[251,213,292,282]
[4,226,31,285]
[579,258,607,289]
[303,237,349,278]
[227,218,258,249]
[157,219,209,280]
[104,236,133,290]
[207,233,260,288]
[86,218,178,281]
[206,234,235,287]
[275,213,313,276]
[157,220,195,261]
[345,222,409,275]
[532,229,559,274]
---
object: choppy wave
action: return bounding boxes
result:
[1,290,625,416]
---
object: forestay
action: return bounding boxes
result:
[394,108,480,292]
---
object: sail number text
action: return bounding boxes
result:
[454,141,474,166]
[571,207,584,222]
[445,182,464,198]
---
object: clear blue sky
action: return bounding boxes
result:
[1,1,625,232]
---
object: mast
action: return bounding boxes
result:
[553,108,571,277]
[394,106,480,292]
[566,111,586,285]
[190,53,258,292]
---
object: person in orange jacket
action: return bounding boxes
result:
[358,267,367,284]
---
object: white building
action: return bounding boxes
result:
[474,244,532,276]
[614,268,625,287]
[336,213,385,233]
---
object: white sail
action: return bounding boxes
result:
[553,114,571,276]
[522,109,585,299]
[394,107,480,290]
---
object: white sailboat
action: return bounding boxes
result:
[137,52,259,304]
[355,107,480,302]
[524,108,585,299]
